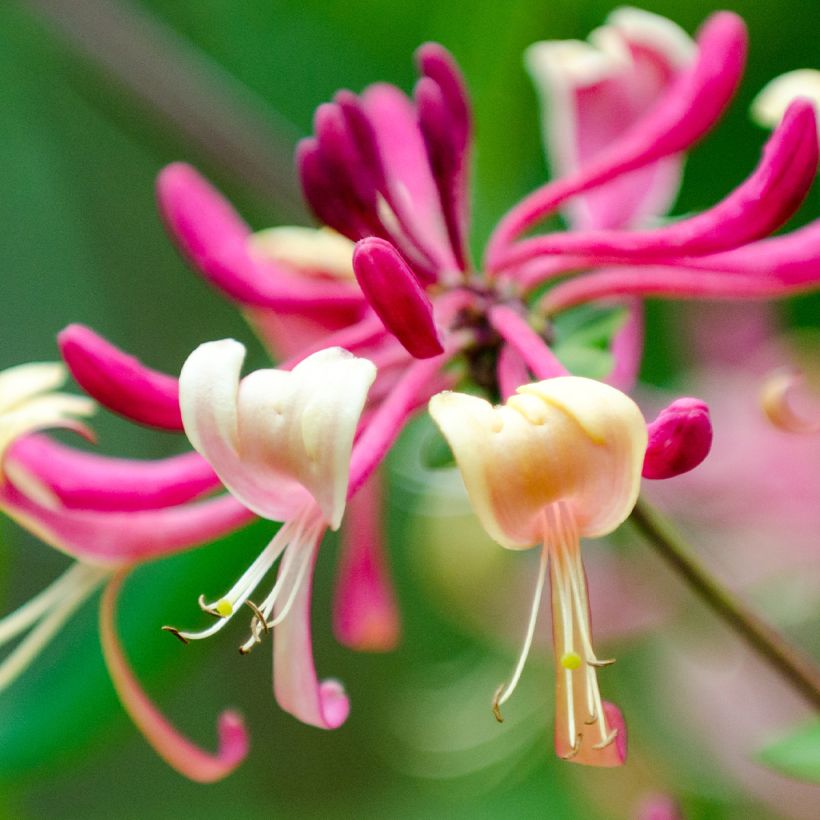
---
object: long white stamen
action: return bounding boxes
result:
[495,541,549,712]
[0,562,96,648]
[0,564,108,692]
[268,538,317,628]
[237,519,321,653]
[170,519,301,642]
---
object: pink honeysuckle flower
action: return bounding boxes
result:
[130,11,820,665]
[526,6,695,232]
[293,10,820,399]
[41,7,820,768]
[429,376,647,767]
[0,363,252,782]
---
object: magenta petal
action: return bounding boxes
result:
[333,474,400,652]
[273,541,350,730]
[100,572,249,782]
[643,398,712,479]
[487,11,747,263]
[488,305,568,379]
[59,324,182,431]
[0,482,253,564]
[158,163,360,310]
[499,100,817,270]
[8,435,218,511]
[352,238,444,359]
[602,701,628,764]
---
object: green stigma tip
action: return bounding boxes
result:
[215,599,233,617]
[560,652,582,670]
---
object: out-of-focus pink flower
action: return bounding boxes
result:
[0,363,252,782]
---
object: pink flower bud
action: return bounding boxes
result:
[643,398,712,479]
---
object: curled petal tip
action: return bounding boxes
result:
[100,573,249,782]
[58,324,182,431]
[643,397,712,479]
[352,238,444,359]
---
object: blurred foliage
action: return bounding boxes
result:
[0,0,819,817]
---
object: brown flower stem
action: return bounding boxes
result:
[630,497,820,710]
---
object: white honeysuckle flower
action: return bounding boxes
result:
[752,69,820,130]
[429,376,647,767]
[172,340,377,730]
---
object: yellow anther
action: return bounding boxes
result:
[215,599,234,617]
[560,651,582,670]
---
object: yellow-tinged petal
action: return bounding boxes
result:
[428,377,646,548]
[752,69,820,129]
[249,226,356,281]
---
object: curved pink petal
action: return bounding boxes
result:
[486,12,747,265]
[273,540,350,729]
[497,100,817,271]
[541,253,820,312]
[0,482,253,564]
[333,473,400,652]
[352,238,444,359]
[643,398,712,479]
[59,324,183,431]
[487,305,568,379]
[7,435,218,511]
[100,571,249,782]
[158,163,361,311]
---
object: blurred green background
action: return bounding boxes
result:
[0,1,818,817]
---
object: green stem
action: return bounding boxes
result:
[630,498,820,711]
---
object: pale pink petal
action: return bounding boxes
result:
[0,483,252,564]
[100,571,249,782]
[643,398,712,479]
[158,163,361,311]
[497,344,531,400]
[498,100,817,271]
[527,8,693,229]
[487,305,568,379]
[7,435,218,511]
[352,238,444,359]
[333,473,400,652]
[486,12,747,265]
[349,354,451,497]
[59,324,183,431]
[606,300,643,391]
[273,540,350,729]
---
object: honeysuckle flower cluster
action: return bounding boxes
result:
[2,6,820,778]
